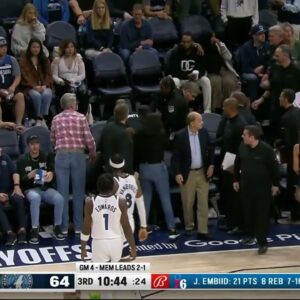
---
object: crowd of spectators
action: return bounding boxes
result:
[0,0,300,255]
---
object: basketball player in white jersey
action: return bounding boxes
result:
[81,173,136,262]
[110,154,148,242]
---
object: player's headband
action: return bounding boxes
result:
[109,159,125,169]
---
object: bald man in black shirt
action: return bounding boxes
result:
[234,125,280,255]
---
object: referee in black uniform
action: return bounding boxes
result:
[233,125,280,255]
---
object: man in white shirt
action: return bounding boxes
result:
[221,0,259,51]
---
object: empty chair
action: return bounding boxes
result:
[164,47,176,75]
[19,126,53,156]
[129,49,162,94]
[259,10,277,30]
[0,128,19,159]
[45,21,77,51]
[0,26,7,38]
[0,0,24,30]
[180,15,213,42]
[93,52,132,97]
[202,112,222,140]
[149,17,178,58]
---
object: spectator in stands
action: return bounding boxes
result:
[0,37,25,133]
[0,147,27,246]
[278,88,300,224]
[282,22,300,65]
[221,0,259,51]
[11,3,49,57]
[20,38,53,128]
[234,125,280,255]
[51,40,88,115]
[69,0,132,25]
[205,34,240,112]
[51,93,96,235]
[267,25,284,62]
[143,0,172,19]
[238,24,271,102]
[169,32,212,113]
[32,0,70,26]
[171,111,214,239]
[231,90,256,125]
[174,0,203,20]
[134,112,180,239]
[119,4,157,63]
[274,0,300,40]
[216,97,247,233]
[85,0,114,59]
[99,102,134,174]
[252,45,300,141]
[254,25,284,102]
[17,135,65,244]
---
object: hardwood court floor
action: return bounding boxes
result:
[1,245,300,299]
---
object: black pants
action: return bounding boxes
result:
[225,16,252,51]
[0,194,26,233]
[286,150,300,221]
[221,170,243,229]
[55,83,89,115]
[241,185,271,246]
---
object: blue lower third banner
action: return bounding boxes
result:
[169,274,300,289]
[0,273,75,291]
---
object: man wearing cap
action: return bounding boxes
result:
[17,135,65,244]
[51,93,96,235]
[0,146,27,246]
[238,24,271,102]
[0,36,25,133]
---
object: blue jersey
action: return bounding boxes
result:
[0,55,13,89]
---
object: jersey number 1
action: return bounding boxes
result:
[103,214,109,230]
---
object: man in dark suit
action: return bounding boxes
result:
[171,112,215,239]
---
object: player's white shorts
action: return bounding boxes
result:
[92,238,123,262]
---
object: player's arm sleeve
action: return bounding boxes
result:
[136,195,147,228]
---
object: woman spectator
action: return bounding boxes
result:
[20,38,53,127]
[282,22,300,65]
[32,0,70,26]
[134,112,179,239]
[51,40,88,115]
[11,3,49,58]
[85,0,114,59]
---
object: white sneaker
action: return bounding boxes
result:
[208,208,217,219]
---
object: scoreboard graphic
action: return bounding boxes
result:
[1,263,300,291]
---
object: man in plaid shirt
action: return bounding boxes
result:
[51,93,96,235]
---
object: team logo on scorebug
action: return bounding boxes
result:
[151,274,170,289]
[0,274,33,289]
